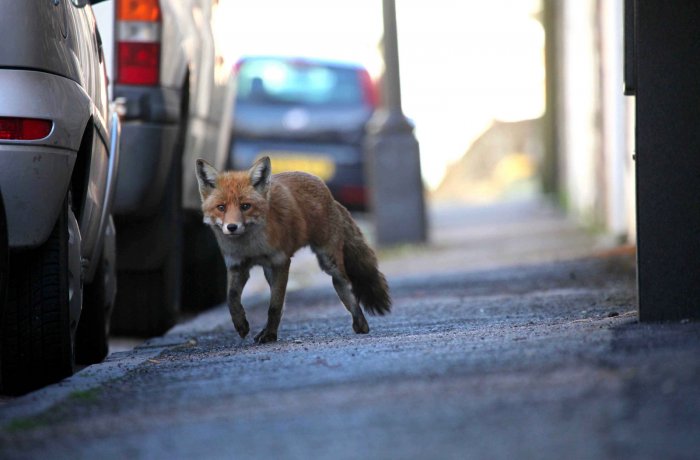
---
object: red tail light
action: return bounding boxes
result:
[0,117,53,140]
[116,0,162,86]
[117,42,160,85]
[339,185,366,207]
[358,69,379,108]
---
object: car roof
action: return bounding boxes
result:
[236,55,368,71]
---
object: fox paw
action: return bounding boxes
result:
[353,317,370,334]
[254,328,277,344]
[234,319,250,339]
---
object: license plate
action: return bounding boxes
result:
[259,152,336,181]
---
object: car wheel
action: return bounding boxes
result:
[0,188,8,334]
[1,195,81,395]
[181,210,226,312]
[75,217,116,364]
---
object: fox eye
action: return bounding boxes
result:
[216,204,225,212]
[240,203,252,211]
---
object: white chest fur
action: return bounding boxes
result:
[213,227,288,269]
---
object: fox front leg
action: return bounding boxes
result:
[227,265,251,339]
[255,261,291,344]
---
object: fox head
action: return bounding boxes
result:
[195,156,271,236]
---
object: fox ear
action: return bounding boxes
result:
[196,159,218,200]
[249,156,271,194]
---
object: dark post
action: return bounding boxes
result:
[630,1,700,321]
[364,0,427,247]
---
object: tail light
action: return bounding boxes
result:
[232,58,246,75]
[358,68,379,108]
[116,0,161,85]
[338,185,366,207]
[0,117,53,140]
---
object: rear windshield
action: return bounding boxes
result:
[235,58,364,107]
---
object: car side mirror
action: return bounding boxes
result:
[69,0,108,9]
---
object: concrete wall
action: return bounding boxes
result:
[546,0,635,241]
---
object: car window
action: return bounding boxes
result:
[236,59,364,107]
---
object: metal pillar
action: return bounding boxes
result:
[541,0,561,198]
[364,0,427,247]
[626,1,700,321]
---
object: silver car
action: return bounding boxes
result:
[0,0,120,394]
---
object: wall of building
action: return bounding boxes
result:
[544,0,635,242]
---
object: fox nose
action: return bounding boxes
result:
[227,223,238,233]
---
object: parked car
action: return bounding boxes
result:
[93,0,235,336]
[229,56,378,211]
[0,0,120,394]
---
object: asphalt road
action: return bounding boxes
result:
[1,200,699,459]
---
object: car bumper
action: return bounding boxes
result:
[0,145,75,248]
[112,84,182,218]
[230,139,367,210]
[113,121,179,217]
[0,69,92,248]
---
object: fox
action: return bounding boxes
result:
[195,156,391,343]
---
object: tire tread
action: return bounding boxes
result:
[1,203,73,395]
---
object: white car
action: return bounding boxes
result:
[0,0,120,394]
[93,0,235,336]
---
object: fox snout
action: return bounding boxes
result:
[222,222,245,236]
[202,215,246,235]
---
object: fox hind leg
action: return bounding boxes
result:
[315,249,369,334]
[333,277,370,334]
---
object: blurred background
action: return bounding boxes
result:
[214,0,634,239]
[216,0,544,193]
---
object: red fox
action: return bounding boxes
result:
[195,156,391,343]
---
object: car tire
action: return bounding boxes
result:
[111,151,182,338]
[181,210,226,312]
[1,197,77,395]
[0,187,8,335]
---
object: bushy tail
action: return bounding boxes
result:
[339,205,391,315]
